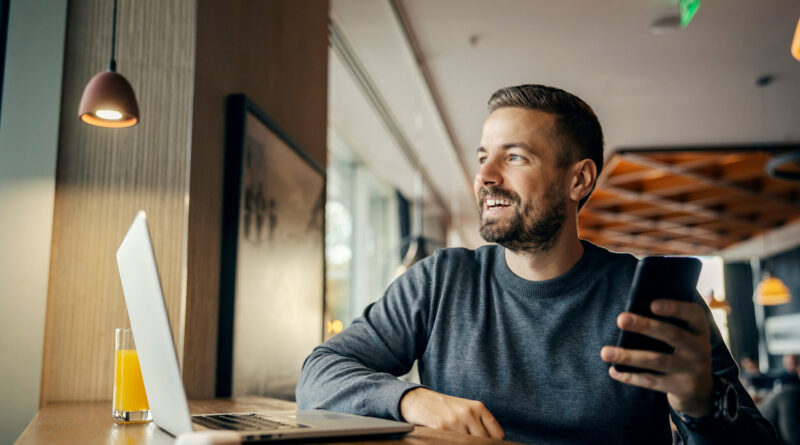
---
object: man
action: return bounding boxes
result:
[779,354,800,387]
[296,85,779,444]
[760,354,800,444]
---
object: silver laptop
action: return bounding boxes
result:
[116,210,413,441]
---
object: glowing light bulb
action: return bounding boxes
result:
[792,18,800,62]
[96,109,123,120]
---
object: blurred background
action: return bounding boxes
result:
[2,0,800,443]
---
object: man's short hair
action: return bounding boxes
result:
[488,84,604,210]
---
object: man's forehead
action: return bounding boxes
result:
[480,107,558,147]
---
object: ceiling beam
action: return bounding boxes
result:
[579,228,714,255]
[329,19,452,227]
[388,0,474,196]
[621,152,800,212]
[581,208,733,246]
[606,153,758,186]
[598,184,775,231]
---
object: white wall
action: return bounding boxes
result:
[0,0,67,442]
[717,220,800,262]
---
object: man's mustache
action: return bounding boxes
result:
[478,186,521,206]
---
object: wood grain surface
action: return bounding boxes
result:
[16,397,517,445]
[183,0,329,397]
[41,0,329,405]
[41,0,196,404]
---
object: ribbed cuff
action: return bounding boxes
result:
[363,378,422,421]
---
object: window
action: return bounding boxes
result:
[695,256,730,347]
[324,131,400,340]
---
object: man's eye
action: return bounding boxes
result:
[510,154,523,161]
[478,157,487,164]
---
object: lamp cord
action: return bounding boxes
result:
[109,0,117,71]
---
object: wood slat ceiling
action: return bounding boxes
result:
[579,148,800,257]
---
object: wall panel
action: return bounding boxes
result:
[184,0,329,397]
[40,0,195,403]
[41,0,329,403]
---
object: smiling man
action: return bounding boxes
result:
[296,85,779,444]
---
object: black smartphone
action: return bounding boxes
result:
[613,256,702,374]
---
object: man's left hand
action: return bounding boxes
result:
[600,299,713,418]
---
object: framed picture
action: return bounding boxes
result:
[218,94,325,398]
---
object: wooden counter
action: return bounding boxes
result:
[16,396,516,444]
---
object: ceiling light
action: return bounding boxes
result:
[652,0,701,35]
[793,18,800,61]
[755,275,792,306]
[766,151,800,181]
[78,0,139,128]
[755,74,774,87]
[708,298,731,314]
[651,15,681,35]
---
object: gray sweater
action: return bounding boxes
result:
[296,242,779,444]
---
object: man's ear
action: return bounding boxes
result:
[569,159,597,203]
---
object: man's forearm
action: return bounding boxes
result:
[296,264,431,420]
[295,344,421,420]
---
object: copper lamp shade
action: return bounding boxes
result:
[78,70,139,128]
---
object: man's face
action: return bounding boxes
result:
[783,354,799,375]
[741,358,758,374]
[474,107,568,252]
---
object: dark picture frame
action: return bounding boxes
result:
[218,94,325,398]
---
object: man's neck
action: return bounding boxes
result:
[504,229,585,282]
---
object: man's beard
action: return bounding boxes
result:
[478,182,566,253]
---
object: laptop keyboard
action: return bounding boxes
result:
[192,413,308,431]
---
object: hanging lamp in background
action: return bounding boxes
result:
[755,274,792,306]
[792,18,800,62]
[705,291,732,313]
[78,0,139,128]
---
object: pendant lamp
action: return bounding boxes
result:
[792,18,800,62]
[754,274,792,306]
[705,291,732,313]
[78,0,139,128]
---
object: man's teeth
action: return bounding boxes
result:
[487,199,512,207]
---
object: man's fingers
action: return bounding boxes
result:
[399,388,503,438]
[608,366,671,393]
[465,418,490,438]
[608,366,707,404]
[617,312,695,350]
[463,402,493,438]
[481,410,505,440]
[650,299,708,336]
[461,402,504,439]
[600,346,679,374]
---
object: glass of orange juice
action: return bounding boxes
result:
[113,328,151,422]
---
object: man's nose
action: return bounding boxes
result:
[476,159,502,186]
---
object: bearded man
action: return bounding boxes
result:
[296,84,779,444]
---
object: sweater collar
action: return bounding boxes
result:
[494,240,602,298]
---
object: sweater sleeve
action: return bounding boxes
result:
[670,294,781,444]
[295,257,434,421]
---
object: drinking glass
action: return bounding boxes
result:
[112,328,151,422]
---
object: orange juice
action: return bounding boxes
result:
[113,349,149,412]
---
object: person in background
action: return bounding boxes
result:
[759,354,800,445]
[739,355,776,404]
[777,354,800,387]
[296,84,780,444]
[739,356,761,388]
[740,356,759,377]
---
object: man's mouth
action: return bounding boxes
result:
[483,197,514,212]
